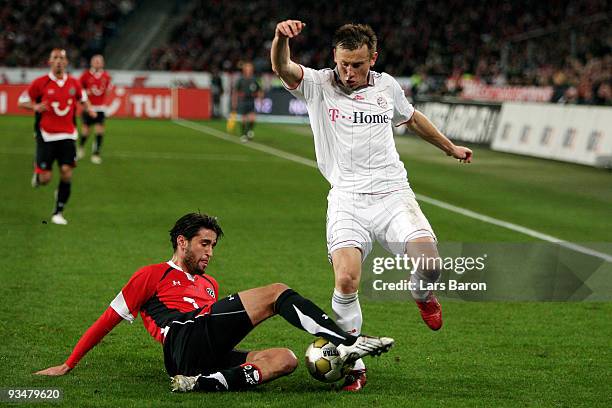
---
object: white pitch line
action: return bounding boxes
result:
[173,119,317,168]
[174,119,612,263]
[415,195,612,262]
[108,151,262,162]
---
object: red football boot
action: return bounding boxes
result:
[416,293,443,330]
[342,369,367,392]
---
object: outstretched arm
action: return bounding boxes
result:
[35,307,123,376]
[17,92,46,113]
[406,110,473,163]
[270,20,306,88]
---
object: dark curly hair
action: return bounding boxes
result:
[169,213,223,250]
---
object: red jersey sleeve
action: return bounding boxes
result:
[110,265,162,323]
[64,307,122,369]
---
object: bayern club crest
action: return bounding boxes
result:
[376,96,387,109]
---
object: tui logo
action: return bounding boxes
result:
[50,100,72,116]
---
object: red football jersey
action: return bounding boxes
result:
[110,261,219,343]
[79,69,112,109]
[22,73,86,141]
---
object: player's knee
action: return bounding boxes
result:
[278,348,298,374]
[59,168,72,182]
[417,265,441,282]
[333,255,361,289]
[335,273,360,293]
[268,282,290,297]
[39,172,52,184]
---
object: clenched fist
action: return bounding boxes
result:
[275,20,306,39]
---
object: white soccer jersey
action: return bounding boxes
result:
[287,65,415,193]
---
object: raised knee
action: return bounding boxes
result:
[269,282,290,296]
[279,349,298,374]
[416,261,441,281]
[38,173,52,184]
[422,268,441,282]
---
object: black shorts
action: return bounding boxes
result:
[34,131,77,173]
[237,100,255,115]
[81,111,105,126]
[163,293,254,376]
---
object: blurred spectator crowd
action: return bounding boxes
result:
[148,0,610,105]
[0,0,135,68]
[0,0,608,105]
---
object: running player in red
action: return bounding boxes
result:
[35,213,394,392]
[78,54,112,164]
[18,48,97,225]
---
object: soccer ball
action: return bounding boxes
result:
[305,337,353,383]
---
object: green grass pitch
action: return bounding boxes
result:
[0,115,610,407]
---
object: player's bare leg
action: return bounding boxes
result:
[240,112,256,142]
[91,123,104,164]
[406,237,443,330]
[171,283,393,392]
[331,247,368,391]
[78,123,90,159]
[34,170,52,187]
[171,348,298,392]
[239,282,368,343]
[246,348,298,381]
[246,112,256,140]
[51,165,72,225]
[240,116,248,142]
[332,248,362,295]
[239,282,290,324]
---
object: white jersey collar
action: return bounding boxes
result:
[166,260,195,281]
[48,72,67,87]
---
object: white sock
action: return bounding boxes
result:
[332,289,365,371]
[353,358,366,371]
[410,268,440,301]
[331,289,362,334]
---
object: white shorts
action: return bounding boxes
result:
[326,188,436,261]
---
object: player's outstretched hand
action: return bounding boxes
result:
[275,20,306,39]
[87,109,97,118]
[35,363,71,376]
[450,146,473,163]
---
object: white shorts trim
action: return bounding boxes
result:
[405,229,436,242]
[327,240,368,263]
[40,129,78,142]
